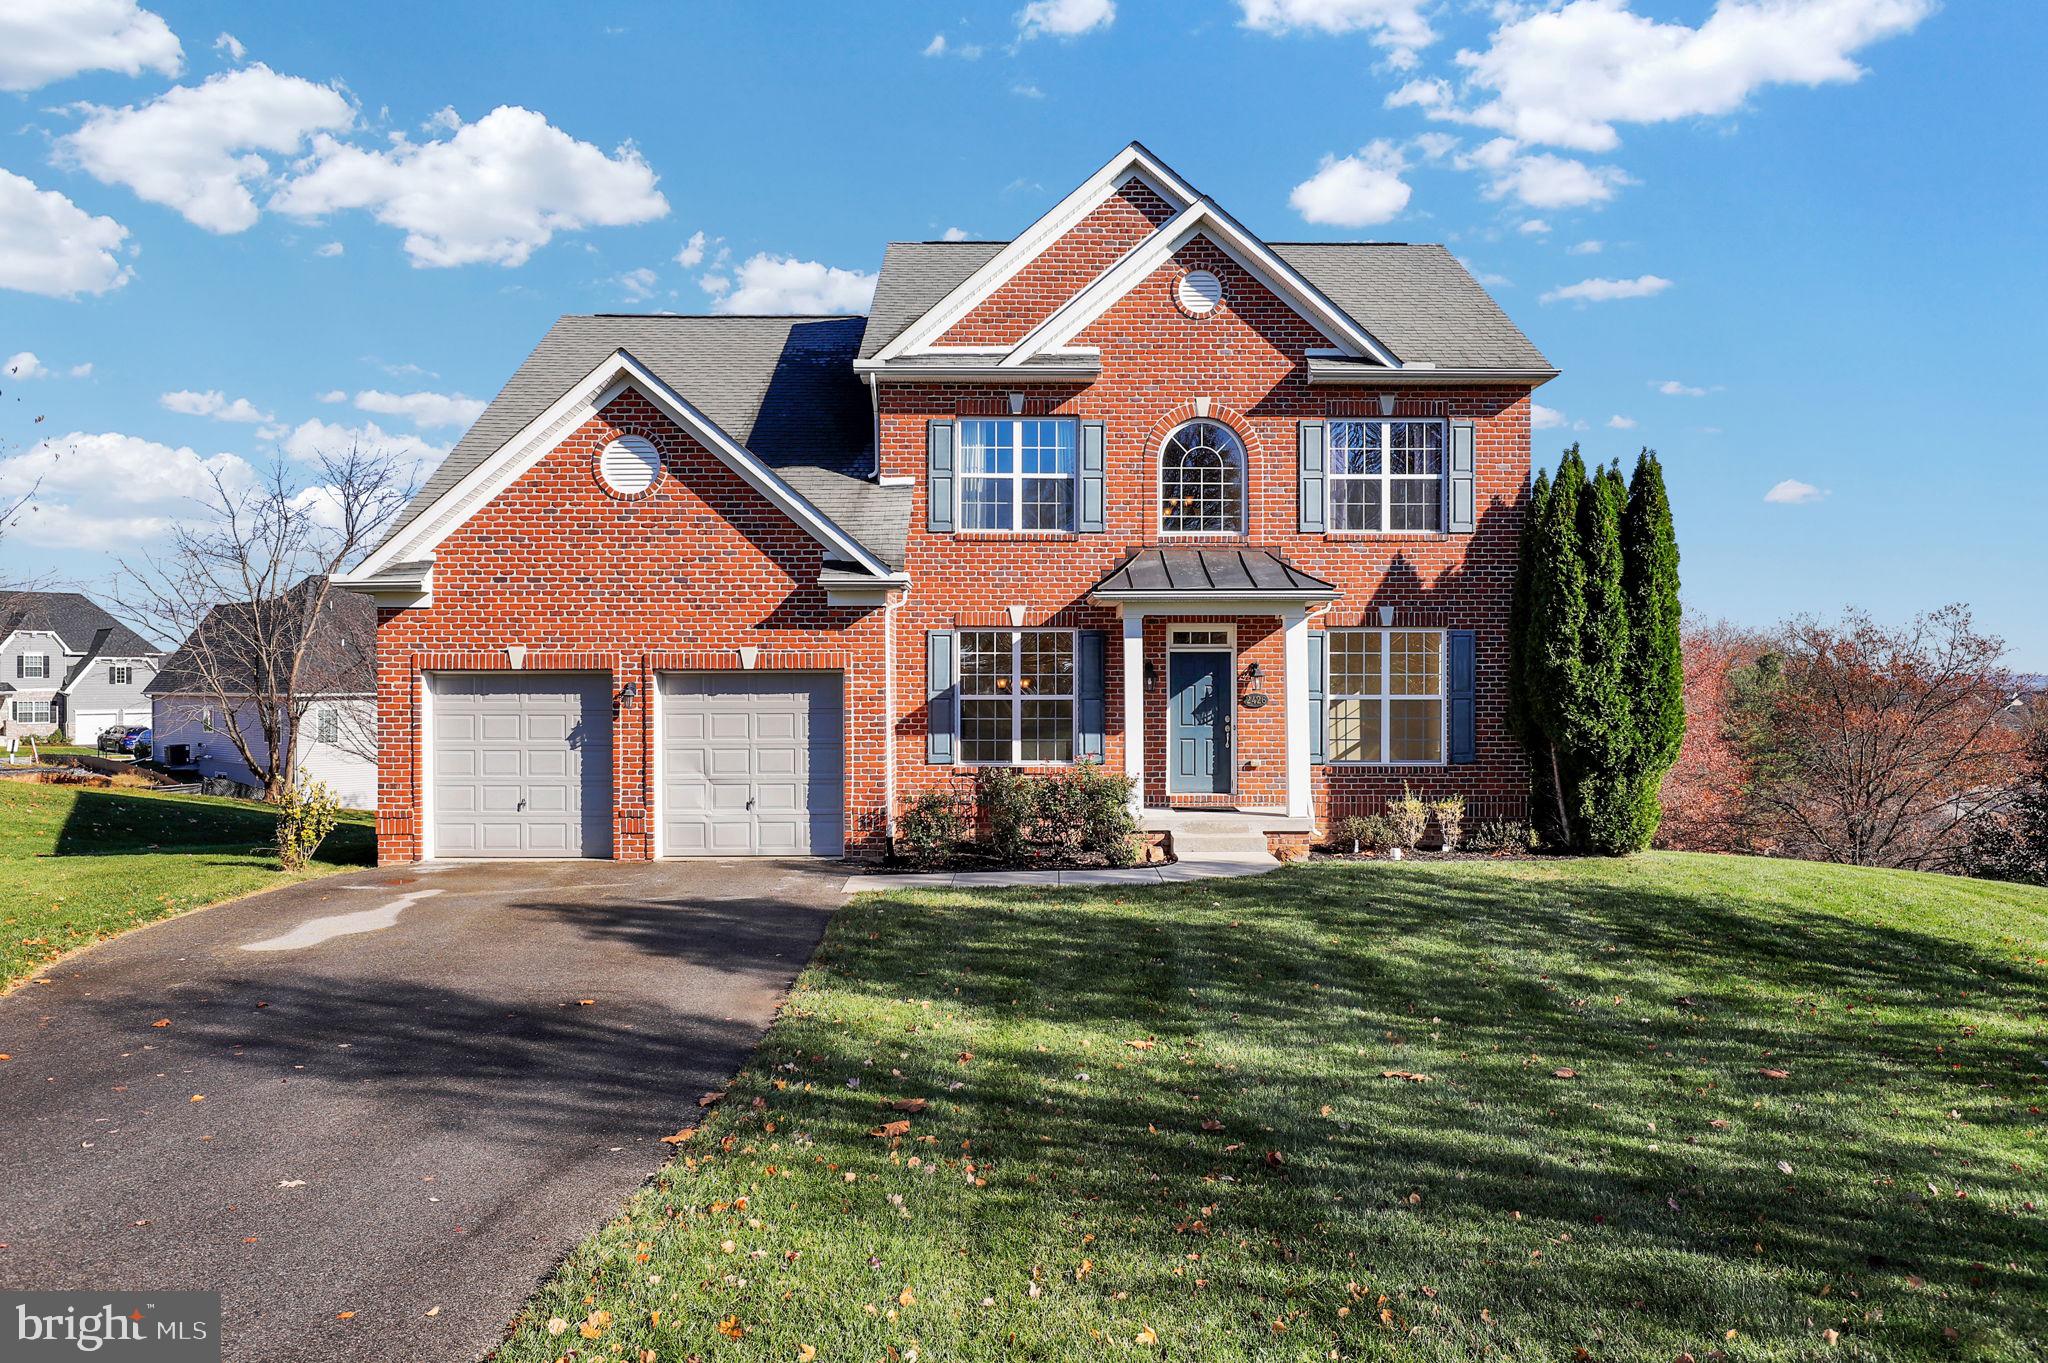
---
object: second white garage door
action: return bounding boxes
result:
[660,672,844,856]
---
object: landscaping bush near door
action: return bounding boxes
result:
[894,764,1139,870]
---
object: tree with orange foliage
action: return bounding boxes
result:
[1656,617,1769,852]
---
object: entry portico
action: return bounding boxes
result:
[1089,548,1338,823]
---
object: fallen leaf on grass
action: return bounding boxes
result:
[1759,1068,1790,1080]
[697,1091,726,1108]
[1552,1068,1578,1079]
[871,1119,912,1139]
[1379,1070,1433,1083]
[1778,1160,1795,1175]
[1200,1118,1224,1132]
[716,1315,745,1339]
[1821,1327,1840,1345]
[889,1098,929,1114]
[1136,1326,1159,1346]
[898,1287,916,1307]
[1125,1038,1156,1050]
[659,1128,698,1145]
[798,1347,818,1363]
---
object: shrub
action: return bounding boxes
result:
[1430,794,1466,850]
[275,779,339,872]
[896,790,970,869]
[1340,813,1399,853]
[1387,785,1429,848]
[1466,819,1534,855]
[974,768,1035,863]
[1067,761,1138,866]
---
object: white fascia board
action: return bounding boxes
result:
[1002,206,1399,369]
[872,144,1199,362]
[0,628,76,656]
[351,349,894,583]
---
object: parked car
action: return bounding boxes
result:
[130,728,152,759]
[98,725,150,755]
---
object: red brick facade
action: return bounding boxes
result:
[370,173,1537,864]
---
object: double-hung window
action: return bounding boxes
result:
[958,629,1076,764]
[1329,419,1445,532]
[11,700,53,724]
[19,652,50,680]
[315,707,339,745]
[957,418,1076,531]
[1327,629,1444,764]
[109,664,133,686]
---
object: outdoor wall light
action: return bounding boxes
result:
[1144,659,1159,689]
[619,681,639,706]
[1244,661,1262,682]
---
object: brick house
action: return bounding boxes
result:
[339,143,1554,864]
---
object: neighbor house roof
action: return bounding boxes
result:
[0,591,159,660]
[376,315,909,569]
[147,576,375,699]
[860,240,1551,372]
[1090,548,1338,599]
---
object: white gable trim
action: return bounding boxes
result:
[348,349,892,581]
[1000,204,1400,369]
[872,142,1200,362]
[1,628,77,657]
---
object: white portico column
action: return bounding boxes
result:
[1122,608,1147,819]
[1282,606,1312,820]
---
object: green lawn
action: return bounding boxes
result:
[499,853,2047,1363]
[0,779,374,988]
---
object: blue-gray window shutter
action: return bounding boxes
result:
[1307,630,1328,764]
[926,630,956,763]
[1447,629,1476,764]
[1078,421,1106,532]
[1447,421,1477,533]
[1298,420,1327,533]
[1077,629,1107,760]
[926,420,955,533]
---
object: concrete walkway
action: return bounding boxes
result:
[843,809,1308,891]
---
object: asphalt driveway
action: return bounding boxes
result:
[0,858,844,1362]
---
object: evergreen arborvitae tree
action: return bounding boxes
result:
[1522,447,1587,847]
[1619,450,1685,849]
[1571,463,1636,852]
[1506,465,1550,747]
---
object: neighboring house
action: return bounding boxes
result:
[146,578,378,809]
[0,592,161,743]
[340,142,1554,863]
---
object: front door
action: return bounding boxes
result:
[1168,651,1232,794]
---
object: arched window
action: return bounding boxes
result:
[1159,420,1245,534]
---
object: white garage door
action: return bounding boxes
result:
[660,672,844,856]
[431,673,613,859]
[71,710,135,743]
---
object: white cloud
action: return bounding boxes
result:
[316,390,346,403]
[59,64,355,234]
[351,389,484,430]
[0,0,182,93]
[1290,141,1412,227]
[1237,0,1436,69]
[1540,273,1672,304]
[213,31,245,61]
[1655,378,1709,396]
[315,240,344,257]
[5,352,49,380]
[674,229,707,268]
[0,503,177,549]
[0,169,132,298]
[1018,0,1115,39]
[711,253,875,315]
[1465,140,1631,208]
[616,266,658,302]
[272,105,669,267]
[277,416,448,468]
[1518,218,1551,235]
[922,33,949,56]
[0,429,253,511]
[1607,414,1637,429]
[1530,403,1568,430]
[1411,130,1459,161]
[1569,239,1605,254]
[1456,255,1511,287]
[159,388,272,422]
[69,362,94,378]
[941,226,971,242]
[1764,478,1829,505]
[1439,0,1934,154]
[1012,81,1046,99]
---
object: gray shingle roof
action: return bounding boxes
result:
[0,591,159,660]
[378,315,909,570]
[148,576,375,698]
[1091,548,1337,597]
[860,239,1550,371]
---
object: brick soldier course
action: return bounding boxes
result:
[342,142,1556,864]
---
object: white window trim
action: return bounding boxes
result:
[108,664,133,686]
[20,653,51,680]
[1157,420,1249,537]
[1167,625,1237,650]
[1326,628,1448,767]
[954,416,1079,534]
[1328,418,1447,534]
[958,627,1079,767]
[12,700,55,724]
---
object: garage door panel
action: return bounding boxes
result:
[659,672,844,857]
[430,673,613,859]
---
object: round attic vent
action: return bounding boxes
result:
[598,435,662,497]
[1176,269,1223,317]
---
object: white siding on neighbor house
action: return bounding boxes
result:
[151,694,378,809]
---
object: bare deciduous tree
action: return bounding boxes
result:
[118,442,410,801]
[1730,605,2021,870]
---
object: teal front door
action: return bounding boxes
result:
[1168,651,1232,794]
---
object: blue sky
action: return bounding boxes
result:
[3,0,2043,666]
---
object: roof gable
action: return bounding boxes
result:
[0,591,158,659]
